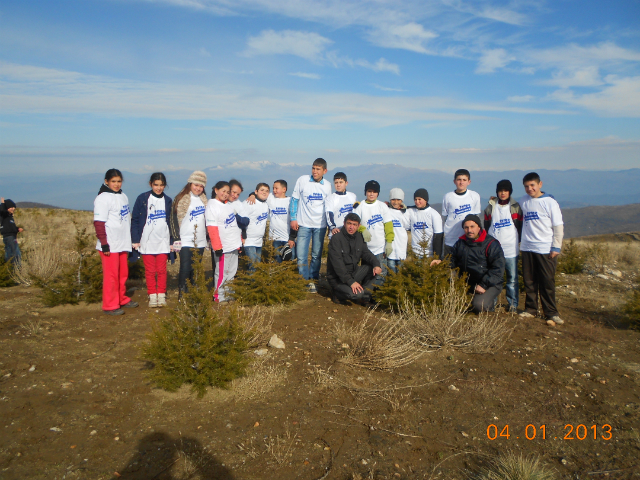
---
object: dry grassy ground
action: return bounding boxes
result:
[0,210,639,479]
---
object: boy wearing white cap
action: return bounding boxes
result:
[387,188,409,273]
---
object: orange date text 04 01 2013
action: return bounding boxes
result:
[486,424,612,441]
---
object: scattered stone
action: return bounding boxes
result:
[596,274,609,280]
[570,358,579,363]
[333,309,338,313]
[61,382,72,389]
[254,348,269,356]
[268,334,285,349]
[28,365,36,372]
[546,320,556,327]
[341,343,350,349]
[50,427,62,432]
[361,459,368,465]
[461,432,469,437]
[90,430,97,436]
[608,269,622,278]
[561,458,568,465]
[448,385,459,392]
[569,291,576,296]
[254,421,260,427]
[114,437,119,441]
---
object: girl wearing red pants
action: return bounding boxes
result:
[131,172,173,308]
[93,169,139,315]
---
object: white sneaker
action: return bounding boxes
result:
[549,316,564,325]
[519,311,535,318]
[157,293,167,307]
[149,294,158,308]
[308,282,317,293]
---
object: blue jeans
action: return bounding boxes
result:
[296,226,326,280]
[3,236,21,265]
[373,253,387,286]
[244,246,262,271]
[504,256,519,309]
[387,258,403,274]
[273,240,296,264]
[178,246,204,291]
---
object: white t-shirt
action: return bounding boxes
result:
[267,195,291,242]
[205,198,242,253]
[406,206,443,257]
[94,191,132,253]
[353,200,392,255]
[519,194,563,254]
[236,200,269,248]
[291,175,332,228]
[388,208,410,260]
[488,203,519,258]
[325,191,357,238]
[139,194,170,255]
[180,193,207,248]
[442,190,482,246]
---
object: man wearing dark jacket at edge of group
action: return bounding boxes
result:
[326,212,383,305]
[431,214,505,313]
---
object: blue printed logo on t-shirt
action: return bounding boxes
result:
[271,207,288,216]
[189,205,206,222]
[256,212,268,225]
[338,204,353,217]
[524,212,540,222]
[147,209,166,225]
[493,218,512,229]
[120,204,130,221]
[366,214,383,229]
[306,193,324,204]
[392,219,402,228]
[413,222,428,231]
[224,213,236,229]
[453,204,471,217]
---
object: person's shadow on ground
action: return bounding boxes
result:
[111,432,234,479]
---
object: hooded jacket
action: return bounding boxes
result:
[483,196,523,237]
[326,225,380,287]
[0,202,19,238]
[450,229,505,290]
[130,190,175,262]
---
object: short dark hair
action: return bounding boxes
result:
[255,182,270,192]
[105,168,123,182]
[344,213,361,225]
[454,168,470,180]
[333,172,347,181]
[313,158,327,170]
[274,179,287,190]
[523,172,541,184]
[229,179,244,192]
[149,172,167,188]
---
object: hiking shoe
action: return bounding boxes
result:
[519,311,535,318]
[122,301,139,308]
[308,282,317,294]
[103,308,125,316]
[549,315,565,325]
[149,294,158,308]
[331,293,348,305]
[157,293,167,307]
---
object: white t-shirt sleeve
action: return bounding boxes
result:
[472,193,482,215]
[441,195,449,217]
[325,194,335,226]
[549,200,564,227]
[205,202,218,226]
[93,194,110,222]
[381,203,392,223]
[432,210,443,233]
[292,177,302,200]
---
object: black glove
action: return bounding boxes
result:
[214,249,223,257]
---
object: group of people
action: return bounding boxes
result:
[3,157,565,323]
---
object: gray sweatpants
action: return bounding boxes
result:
[213,250,239,302]
[471,285,502,313]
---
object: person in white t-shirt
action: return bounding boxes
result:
[268,180,296,263]
[386,188,410,274]
[168,171,208,297]
[483,179,523,312]
[290,158,332,292]
[518,172,565,324]
[442,169,481,257]
[406,188,444,259]
[236,183,270,270]
[93,168,138,315]
[206,181,242,302]
[131,172,173,308]
[325,172,357,239]
[353,180,394,286]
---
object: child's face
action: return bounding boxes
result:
[190,183,204,196]
[229,185,242,202]
[524,180,542,198]
[311,164,327,181]
[150,180,166,196]
[273,182,286,198]
[334,178,347,192]
[255,186,270,201]
[7,207,16,214]
[497,190,510,201]
[365,190,378,202]
[390,198,403,209]
[454,175,470,192]
[106,176,122,192]
[215,185,230,202]
[414,197,427,208]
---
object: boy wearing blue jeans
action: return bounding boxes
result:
[290,158,332,292]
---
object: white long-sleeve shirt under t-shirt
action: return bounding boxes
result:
[236,200,269,248]
[180,193,207,248]
[442,190,481,247]
[325,191,357,238]
[353,200,392,255]
[205,198,242,253]
[291,175,332,228]
[94,191,132,253]
[406,206,443,257]
[139,194,170,255]
[519,193,563,254]
[487,203,519,258]
[266,195,291,242]
[388,208,410,260]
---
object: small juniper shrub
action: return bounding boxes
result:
[38,222,103,307]
[127,258,146,280]
[0,245,16,287]
[142,248,249,397]
[585,242,611,273]
[621,288,640,329]
[231,236,307,306]
[558,239,586,274]
[374,238,469,308]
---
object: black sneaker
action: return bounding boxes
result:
[104,308,125,316]
[331,293,348,305]
[122,301,139,308]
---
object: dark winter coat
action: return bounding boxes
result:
[0,202,19,238]
[450,229,505,290]
[130,190,174,263]
[327,225,380,287]
[483,196,523,238]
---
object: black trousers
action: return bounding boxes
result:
[330,265,376,301]
[521,251,558,317]
[471,285,502,313]
[178,247,205,291]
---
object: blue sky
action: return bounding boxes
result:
[1,0,639,175]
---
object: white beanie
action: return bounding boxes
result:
[389,188,404,201]
[187,170,207,187]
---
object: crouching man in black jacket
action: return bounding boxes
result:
[431,214,505,313]
[327,213,382,304]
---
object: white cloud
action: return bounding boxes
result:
[527,42,640,70]
[354,58,400,75]
[244,30,333,61]
[367,23,438,54]
[289,72,321,79]
[539,66,603,88]
[507,95,534,102]
[199,47,211,57]
[373,84,406,92]
[475,48,515,74]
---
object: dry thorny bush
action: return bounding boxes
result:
[232,305,274,348]
[11,239,67,286]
